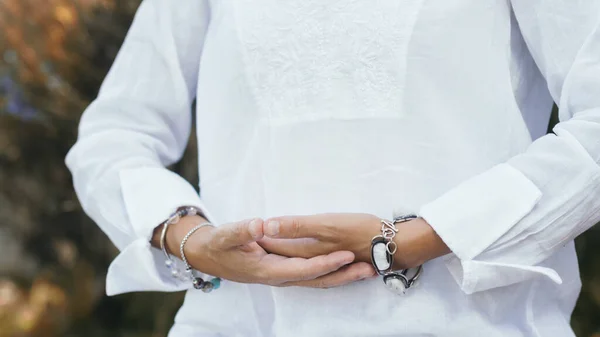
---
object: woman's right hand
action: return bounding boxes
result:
[166,217,376,288]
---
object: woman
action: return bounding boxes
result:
[66,0,600,336]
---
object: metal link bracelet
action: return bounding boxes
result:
[370,214,423,295]
[159,206,221,292]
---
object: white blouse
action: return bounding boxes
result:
[66,0,600,336]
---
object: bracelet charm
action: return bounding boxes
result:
[370,214,423,295]
[371,236,392,273]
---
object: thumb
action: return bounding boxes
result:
[214,218,264,248]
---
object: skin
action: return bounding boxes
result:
[257,213,451,271]
[151,215,376,288]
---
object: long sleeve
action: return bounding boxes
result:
[419,1,600,294]
[65,0,213,295]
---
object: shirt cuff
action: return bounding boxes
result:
[442,255,562,294]
[419,163,561,293]
[106,167,215,296]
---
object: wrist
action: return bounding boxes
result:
[358,215,384,262]
[166,215,211,259]
[150,214,211,259]
[338,214,382,263]
[150,215,208,258]
[392,217,450,269]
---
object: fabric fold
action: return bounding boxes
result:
[104,167,215,295]
[420,163,546,293]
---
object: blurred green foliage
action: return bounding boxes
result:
[0,1,598,336]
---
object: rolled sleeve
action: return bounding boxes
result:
[120,168,217,241]
[420,164,541,262]
[442,257,562,295]
[66,0,213,295]
[105,168,217,296]
[419,164,558,294]
[418,0,600,294]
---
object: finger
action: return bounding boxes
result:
[257,237,325,259]
[260,250,355,284]
[279,262,376,288]
[263,214,326,239]
[213,218,264,248]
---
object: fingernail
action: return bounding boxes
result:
[249,219,262,239]
[266,220,280,236]
[362,269,377,279]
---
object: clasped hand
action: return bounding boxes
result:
[174,216,375,289]
[178,213,448,289]
[258,213,448,272]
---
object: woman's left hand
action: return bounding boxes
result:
[258,213,450,270]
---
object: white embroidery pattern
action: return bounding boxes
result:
[233,0,423,124]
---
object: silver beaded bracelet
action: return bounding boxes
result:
[159,206,221,292]
[370,214,423,295]
[179,223,221,292]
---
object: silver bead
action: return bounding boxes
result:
[192,278,205,290]
[165,260,173,268]
[201,282,214,293]
[171,269,180,278]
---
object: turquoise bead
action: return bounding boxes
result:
[211,278,221,290]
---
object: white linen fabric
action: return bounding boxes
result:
[66,0,600,336]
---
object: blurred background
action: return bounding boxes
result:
[0,1,598,336]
